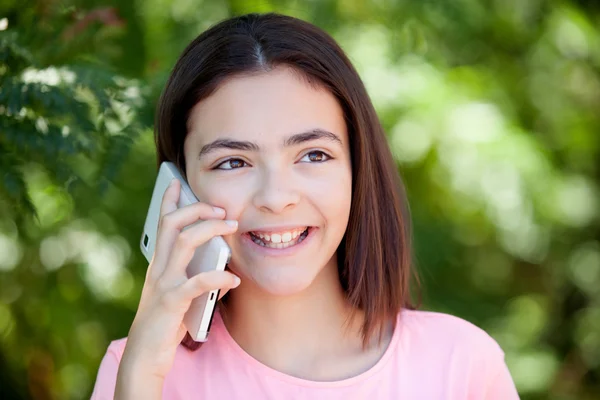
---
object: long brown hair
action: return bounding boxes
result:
[154,12,418,350]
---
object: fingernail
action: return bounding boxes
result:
[213,206,226,215]
[169,178,177,186]
[225,220,238,228]
[233,276,241,286]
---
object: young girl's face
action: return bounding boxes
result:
[183,67,352,295]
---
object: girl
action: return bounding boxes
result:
[92,12,519,399]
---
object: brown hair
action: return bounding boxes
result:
[154,12,418,350]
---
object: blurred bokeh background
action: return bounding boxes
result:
[0,0,599,399]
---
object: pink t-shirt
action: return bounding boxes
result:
[91,309,519,399]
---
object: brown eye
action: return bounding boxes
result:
[309,152,323,162]
[229,159,245,168]
[301,150,330,163]
[216,158,247,170]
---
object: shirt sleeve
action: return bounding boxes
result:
[485,356,519,400]
[483,355,520,400]
[90,341,125,400]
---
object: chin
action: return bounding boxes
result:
[231,261,320,296]
[254,275,315,296]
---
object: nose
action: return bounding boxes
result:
[252,167,300,214]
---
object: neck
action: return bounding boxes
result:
[221,257,370,379]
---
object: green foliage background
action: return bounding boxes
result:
[0,1,599,399]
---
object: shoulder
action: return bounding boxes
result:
[398,309,504,355]
[100,336,204,366]
[91,336,203,399]
[104,337,128,360]
[90,338,128,399]
[396,309,507,375]
[392,310,519,398]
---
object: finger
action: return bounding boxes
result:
[152,203,226,279]
[158,181,227,232]
[151,184,227,280]
[158,179,181,232]
[177,270,241,304]
[161,219,238,281]
[158,180,226,236]
[147,179,181,279]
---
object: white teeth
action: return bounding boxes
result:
[251,228,307,243]
[250,227,309,249]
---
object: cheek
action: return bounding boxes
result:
[307,168,352,227]
[193,178,250,219]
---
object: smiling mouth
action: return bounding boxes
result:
[248,227,311,249]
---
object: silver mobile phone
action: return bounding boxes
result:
[140,161,231,342]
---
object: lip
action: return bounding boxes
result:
[244,225,311,234]
[241,227,317,257]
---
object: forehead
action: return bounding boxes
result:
[186,67,347,146]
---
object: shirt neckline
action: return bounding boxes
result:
[211,309,402,388]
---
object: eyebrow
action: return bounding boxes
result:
[197,128,342,159]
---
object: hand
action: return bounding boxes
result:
[118,179,240,380]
